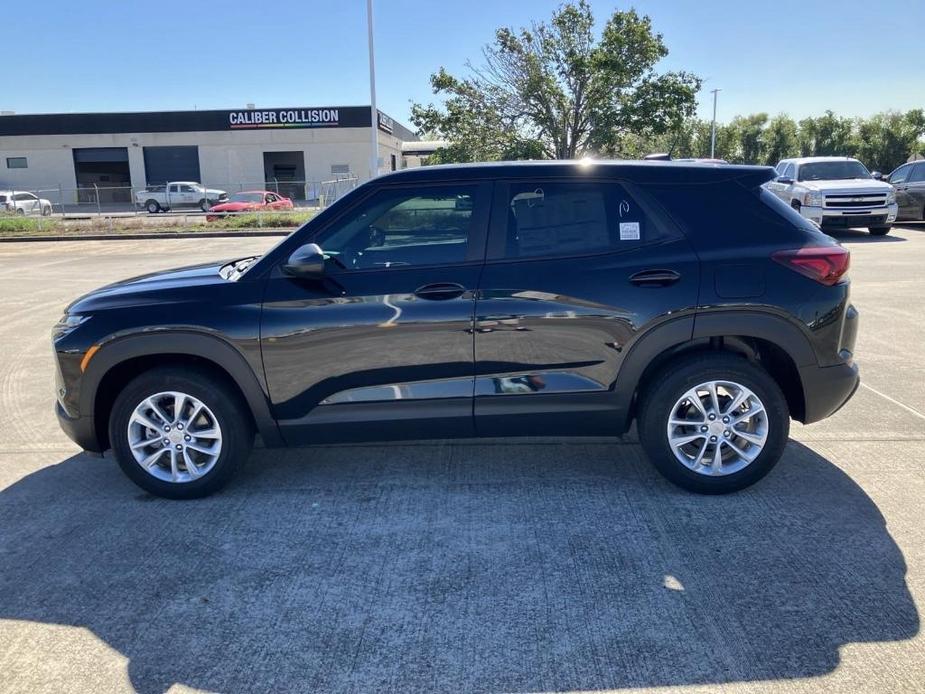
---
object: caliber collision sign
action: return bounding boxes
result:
[229,108,340,129]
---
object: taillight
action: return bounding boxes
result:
[772,246,850,286]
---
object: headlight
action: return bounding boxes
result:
[885,190,896,205]
[802,191,825,207]
[52,313,89,339]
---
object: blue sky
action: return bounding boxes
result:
[8,0,923,129]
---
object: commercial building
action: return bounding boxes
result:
[0,106,416,203]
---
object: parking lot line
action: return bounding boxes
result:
[860,382,925,421]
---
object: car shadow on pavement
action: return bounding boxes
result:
[0,440,918,693]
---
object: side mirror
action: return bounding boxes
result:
[871,171,883,180]
[777,176,794,185]
[283,243,325,279]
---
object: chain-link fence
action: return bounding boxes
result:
[1,175,359,218]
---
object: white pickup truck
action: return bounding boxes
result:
[766,156,897,235]
[135,182,228,214]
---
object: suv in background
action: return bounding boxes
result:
[1,190,52,216]
[53,161,859,499]
[767,156,897,235]
[884,160,925,221]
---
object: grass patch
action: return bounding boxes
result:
[0,209,317,237]
[209,210,317,229]
[0,216,57,234]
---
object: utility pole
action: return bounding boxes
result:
[710,88,721,159]
[367,0,379,180]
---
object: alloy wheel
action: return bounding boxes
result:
[127,391,223,483]
[666,380,769,476]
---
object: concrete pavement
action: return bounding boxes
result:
[0,228,922,693]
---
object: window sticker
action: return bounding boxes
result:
[619,221,641,241]
[618,199,631,218]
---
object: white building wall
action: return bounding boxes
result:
[0,125,389,199]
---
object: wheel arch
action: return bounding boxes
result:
[83,332,282,450]
[617,311,815,431]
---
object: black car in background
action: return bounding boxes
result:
[885,160,925,221]
[53,161,859,498]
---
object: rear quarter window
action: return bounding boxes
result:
[641,181,814,247]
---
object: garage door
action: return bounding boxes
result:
[143,146,201,185]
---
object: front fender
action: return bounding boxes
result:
[81,331,283,447]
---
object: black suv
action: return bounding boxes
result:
[53,161,859,498]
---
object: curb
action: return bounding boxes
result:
[0,230,291,243]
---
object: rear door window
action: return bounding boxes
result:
[908,164,925,183]
[492,180,669,260]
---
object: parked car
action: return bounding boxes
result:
[54,160,859,499]
[766,156,897,235]
[883,160,925,221]
[206,191,294,221]
[1,190,52,216]
[135,182,228,213]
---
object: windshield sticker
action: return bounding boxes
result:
[620,221,641,241]
[618,200,631,217]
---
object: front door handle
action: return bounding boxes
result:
[414,282,466,300]
[629,269,681,287]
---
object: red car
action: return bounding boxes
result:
[206,191,294,221]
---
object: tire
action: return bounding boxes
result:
[41,205,52,216]
[199,198,209,212]
[108,367,254,499]
[15,207,25,216]
[868,226,891,236]
[145,199,161,214]
[637,353,790,494]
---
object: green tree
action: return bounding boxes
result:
[854,110,925,173]
[798,111,856,157]
[410,1,701,161]
[719,113,769,164]
[762,114,800,165]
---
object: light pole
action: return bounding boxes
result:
[710,88,721,159]
[367,0,379,180]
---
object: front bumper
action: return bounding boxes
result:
[799,203,898,228]
[56,400,103,453]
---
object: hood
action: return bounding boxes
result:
[67,260,232,313]
[800,179,893,194]
[210,201,255,212]
[206,189,227,197]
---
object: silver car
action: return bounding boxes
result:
[0,190,53,216]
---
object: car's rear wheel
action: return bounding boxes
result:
[15,207,25,216]
[869,225,891,236]
[145,199,161,214]
[109,367,253,499]
[638,353,789,494]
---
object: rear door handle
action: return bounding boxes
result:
[629,269,681,287]
[414,282,467,300]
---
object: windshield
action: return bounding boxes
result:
[798,161,871,181]
[229,193,265,203]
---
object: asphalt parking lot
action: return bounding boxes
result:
[0,227,923,693]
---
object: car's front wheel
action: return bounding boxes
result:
[109,367,253,499]
[638,353,789,494]
[199,198,209,212]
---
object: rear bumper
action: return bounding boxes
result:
[799,360,860,424]
[56,401,103,453]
